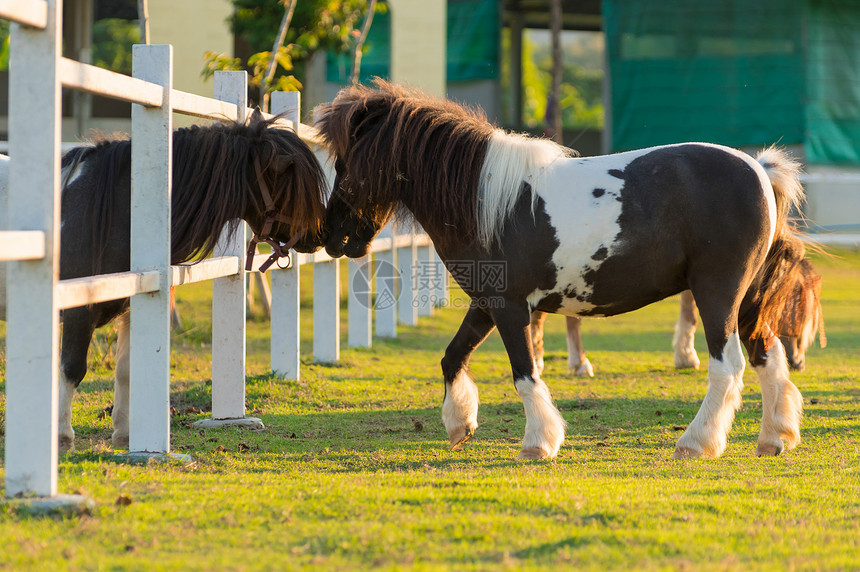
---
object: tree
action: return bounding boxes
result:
[549,0,562,143]
[203,0,384,109]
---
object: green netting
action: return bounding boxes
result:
[447,0,499,81]
[604,0,805,152]
[327,10,391,83]
[805,0,860,164]
[326,0,498,84]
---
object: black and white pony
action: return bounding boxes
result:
[0,110,327,452]
[317,80,807,460]
[530,249,825,376]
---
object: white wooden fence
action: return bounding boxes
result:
[1,0,447,499]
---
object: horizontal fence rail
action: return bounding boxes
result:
[0,0,48,29]
[0,230,46,261]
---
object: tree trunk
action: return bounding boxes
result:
[350,0,378,85]
[261,0,298,112]
[138,0,150,44]
[550,0,563,145]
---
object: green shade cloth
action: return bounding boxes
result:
[327,0,499,83]
[604,0,806,152]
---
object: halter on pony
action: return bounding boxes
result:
[245,154,305,272]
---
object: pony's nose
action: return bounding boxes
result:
[788,357,805,372]
[325,235,347,258]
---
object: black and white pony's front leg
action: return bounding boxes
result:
[742,325,803,456]
[493,301,566,460]
[441,305,495,449]
[58,309,96,453]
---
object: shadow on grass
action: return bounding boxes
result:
[27,368,856,475]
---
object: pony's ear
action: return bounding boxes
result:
[249,107,265,124]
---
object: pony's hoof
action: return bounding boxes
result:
[674,353,700,369]
[448,428,474,451]
[112,432,129,450]
[756,442,784,457]
[673,446,701,459]
[573,359,594,377]
[58,435,75,454]
[517,446,551,461]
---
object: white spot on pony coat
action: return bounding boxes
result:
[524,146,672,315]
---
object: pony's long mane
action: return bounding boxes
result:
[315,79,567,247]
[170,116,326,262]
[67,115,325,274]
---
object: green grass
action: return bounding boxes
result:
[1,249,858,571]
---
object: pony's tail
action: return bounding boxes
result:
[757,146,804,236]
[748,147,808,341]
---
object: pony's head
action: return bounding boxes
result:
[754,233,826,372]
[778,258,825,371]
[323,157,396,258]
[243,109,328,254]
[314,80,498,258]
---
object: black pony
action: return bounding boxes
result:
[0,110,327,452]
[317,80,807,461]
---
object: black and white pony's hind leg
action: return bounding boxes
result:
[111,312,131,449]
[441,305,495,449]
[741,325,803,456]
[492,301,566,460]
[673,290,701,369]
[565,316,593,377]
[528,310,548,375]
[673,292,746,459]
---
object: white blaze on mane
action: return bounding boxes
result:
[477,130,567,248]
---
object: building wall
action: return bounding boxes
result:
[148,0,234,97]
[389,0,446,95]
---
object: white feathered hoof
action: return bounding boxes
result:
[755,442,784,457]
[517,445,555,461]
[58,434,75,454]
[673,445,702,460]
[674,350,701,370]
[755,342,804,457]
[112,431,130,450]
[442,371,479,451]
[572,358,594,377]
[515,377,566,460]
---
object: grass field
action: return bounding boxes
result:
[1,248,858,571]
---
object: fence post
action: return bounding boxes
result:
[270,90,302,378]
[210,71,249,420]
[313,258,340,362]
[5,0,62,498]
[397,228,418,326]
[375,221,398,337]
[311,106,340,363]
[348,254,373,347]
[128,44,173,454]
[193,71,262,431]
